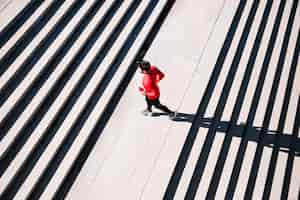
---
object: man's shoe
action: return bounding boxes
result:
[142,109,153,116]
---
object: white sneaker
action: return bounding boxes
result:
[142,109,153,116]
[168,112,176,120]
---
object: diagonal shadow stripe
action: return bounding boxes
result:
[0,0,123,199]
[281,29,300,198]
[184,0,260,199]
[262,27,300,200]
[224,0,288,198]
[281,95,300,199]
[0,0,113,157]
[52,1,176,199]
[25,1,160,199]
[176,113,300,153]
[163,1,248,199]
[0,0,86,107]
[0,0,43,49]
[244,0,299,198]
[171,113,300,154]
[0,0,107,175]
[0,0,143,198]
[0,0,105,143]
[205,0,274,198]
[0,0,106,178]
[0,0,65,76]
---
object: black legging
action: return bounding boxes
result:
[145,97,172,113]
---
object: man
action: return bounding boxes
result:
[137,60,175,118]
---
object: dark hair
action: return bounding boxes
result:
[136,60,150,71]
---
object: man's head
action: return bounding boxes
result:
[137,60,150,73]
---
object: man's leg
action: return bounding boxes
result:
[145,97,152,112]
[152,98,173,114]
[142,97,154,116]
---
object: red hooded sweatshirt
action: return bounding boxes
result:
[141,66,165,100]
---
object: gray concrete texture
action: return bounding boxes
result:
[0,0,299,199]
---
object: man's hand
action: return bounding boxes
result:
[138,87,145,95]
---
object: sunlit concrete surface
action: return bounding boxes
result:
[0,0,299,199]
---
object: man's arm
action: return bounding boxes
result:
[153,67,165,82]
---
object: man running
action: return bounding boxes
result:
[137,60,175,118]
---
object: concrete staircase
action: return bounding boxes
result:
[0,0,299,199]
[0,0,175,199]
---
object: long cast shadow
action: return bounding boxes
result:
[163,0,300,199]
[281,97,300,199]
[163,0,248,199]
[184,0,260,199]
[244,0,299,198]
[224,0,288,198]
[205,0,274,198]
[261,20,300,200]
[280,97,300,200]
[154,112,300,155]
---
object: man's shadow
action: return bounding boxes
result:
[151,112,195,122]
[151,112,300,156]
